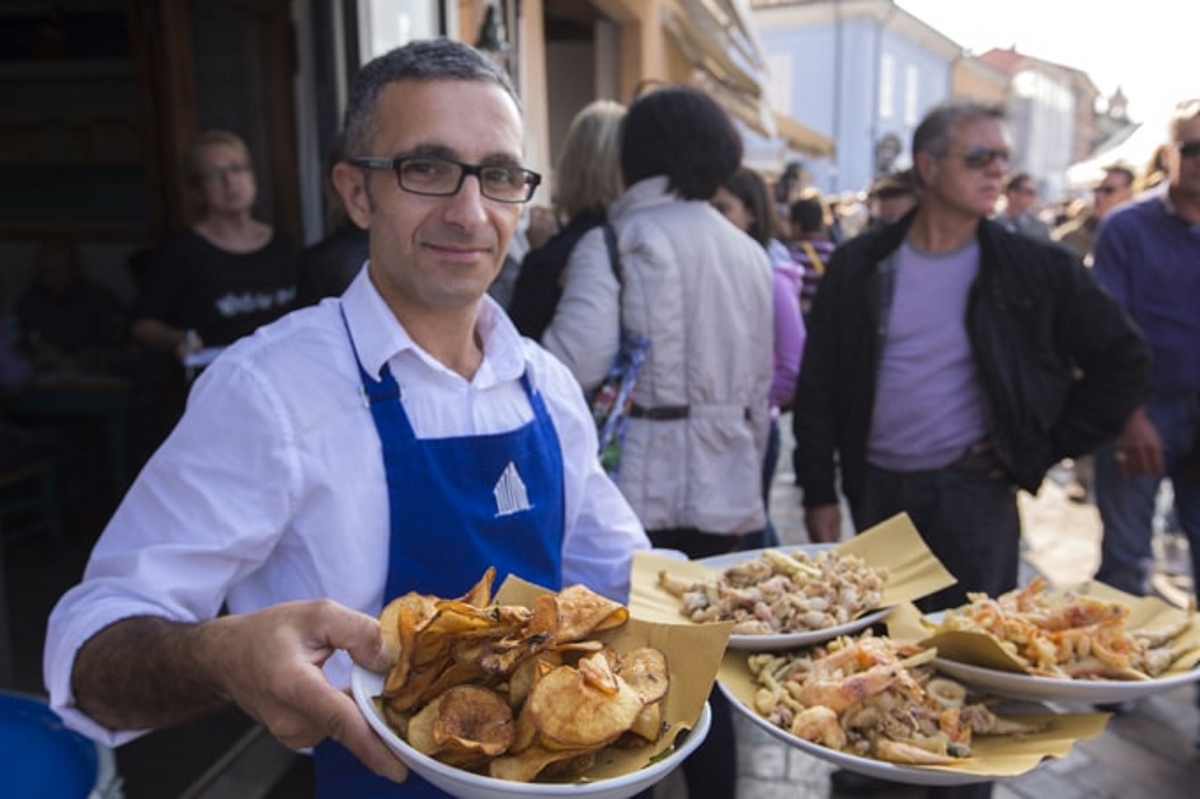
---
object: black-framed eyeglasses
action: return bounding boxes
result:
[349,155,541,203]
[1177,140,1200,159]
[956,146,1010,170]
[194,162,252,183]
[1093,185,1121,195]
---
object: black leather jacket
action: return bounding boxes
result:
[793,211,1149,509]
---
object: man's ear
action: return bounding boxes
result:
[332,161,372,230]
[913,151,937,188]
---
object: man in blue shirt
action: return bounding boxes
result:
[1092,99,1200,602]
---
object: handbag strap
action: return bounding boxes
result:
[799,240,826,275]
[602,223,621,284]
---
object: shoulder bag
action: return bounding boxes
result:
[588,225,650,479]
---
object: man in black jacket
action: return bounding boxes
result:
[792,96,1149,799]
[793,99,1148,612]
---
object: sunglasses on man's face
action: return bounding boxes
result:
[1178,140,1200,159]
[958,146,1011,170]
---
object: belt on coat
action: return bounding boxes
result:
[628,404,752,421]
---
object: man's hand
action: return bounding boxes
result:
[1114,406,1164,477]
[204,601,408,783]
[804,504,843,544]
[72,601,408,784]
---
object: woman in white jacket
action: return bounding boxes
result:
[542,85,774,799]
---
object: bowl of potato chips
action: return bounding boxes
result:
[353,666,710,798]
[351,568,725,798]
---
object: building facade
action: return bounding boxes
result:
[750,0,964,196]
[751,0,1105,203]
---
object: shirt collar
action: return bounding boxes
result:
[340,263,528,386]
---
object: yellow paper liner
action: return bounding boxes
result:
[629,512,957,627]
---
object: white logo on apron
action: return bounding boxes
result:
[494,461,533,517]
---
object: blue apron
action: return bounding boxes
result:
[313,314,565,797]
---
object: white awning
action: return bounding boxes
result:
[664,0,833,158]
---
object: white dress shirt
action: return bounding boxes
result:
[44,269,648,745]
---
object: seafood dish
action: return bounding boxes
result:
[658,547,887,636]
[927,576,1194,680]
[744,632,1047,767]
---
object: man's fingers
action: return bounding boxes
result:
[303,601,393,674]
[316,685,408,783]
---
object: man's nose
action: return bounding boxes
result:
[445,174,489,225]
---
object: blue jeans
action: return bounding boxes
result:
[1095,393,1200,596]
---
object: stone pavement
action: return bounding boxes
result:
[656,420,1200,799]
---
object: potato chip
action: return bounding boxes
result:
[375,572,672,782]
[555,584,629,641]
[626,701,664,743]
[620,647,670,705]
[488,743,596,782]
[405,684,514,769]
[525,652,645,750]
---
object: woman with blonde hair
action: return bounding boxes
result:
[132,129,297,360]
[508,100,625,339]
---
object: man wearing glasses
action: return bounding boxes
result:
[44,39,650,797]
[1050,162,1137,505]
[1092,100,1200,620]
[795,97,1147,634]
[995,171,1052,240]
[794,100,1149,796]
[1054,163,1137,266]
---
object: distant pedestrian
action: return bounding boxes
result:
[1092,99,1200,599]
[994,171,1052,239]
[793,96,1150,799]
[794,98,1147,607]
[788,193,835,317]
[1051,162,1137,504]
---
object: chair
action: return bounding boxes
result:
[0,458,65,558]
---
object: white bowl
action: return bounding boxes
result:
[351,665,711,799]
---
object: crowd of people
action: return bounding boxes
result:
[0,32,1194,799]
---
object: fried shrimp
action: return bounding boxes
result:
[931,577,1191,679]
[658,548,887,634]
[747,633,1022,766]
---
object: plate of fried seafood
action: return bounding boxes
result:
[718,632,1109,786]
[353,568,726,799]
[667,546,891,650]
[631,513,959,650]
[902,577,1200,704]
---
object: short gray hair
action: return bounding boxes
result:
[1169,98,1200,141]
[912,99,1007,161]
[341,38,519,158]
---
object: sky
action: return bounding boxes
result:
[895,0,1198,128]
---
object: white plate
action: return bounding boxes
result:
[931,657,1200,704]
[718,682,992,787]
[696,546,891,650]
[351,665,711,799]
[919,610,1200,703]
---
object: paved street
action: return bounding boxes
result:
[655,419,1200,798]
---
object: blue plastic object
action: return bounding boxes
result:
[0,692,99,798]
